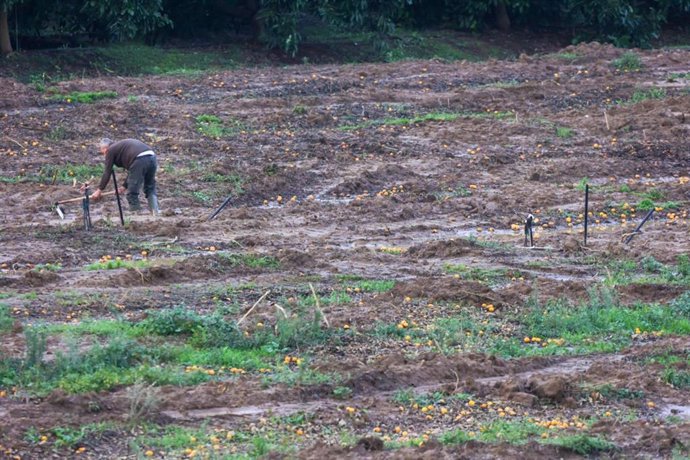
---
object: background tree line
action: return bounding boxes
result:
[2,0,690,56]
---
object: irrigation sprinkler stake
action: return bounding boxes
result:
[584,184,589,246]
[82,187,92,231]
[207,194,234,221]
[524,213,534,247]
[624,209,654,244]
[111,171,125,226]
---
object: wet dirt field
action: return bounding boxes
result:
[1,41,690,458]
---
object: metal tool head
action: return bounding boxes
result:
[55,204,65,220]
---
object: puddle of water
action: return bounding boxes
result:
[162,400,327,420]
[658,404,690,421]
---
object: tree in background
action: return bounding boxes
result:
[2,0,690,55]
[1,0,20,54]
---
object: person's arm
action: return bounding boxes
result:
[97,151,115,191]
[91,151,115,200]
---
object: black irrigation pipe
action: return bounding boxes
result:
[111,171,125,226]
[524,213,534,247]
[82,187,92,231]
[584,184,589,246]
[624,209,655,244]
[208,194,234,221]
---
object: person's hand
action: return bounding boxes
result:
[118,186,126,195]
[90,189,103,201]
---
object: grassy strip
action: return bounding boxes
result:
[84,259,152,271]
[49,91,117,104]
[338,110,513,131]
[372,285,690,358]
[1,164,104,185]
[0,303,337,395]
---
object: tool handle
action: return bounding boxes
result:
[56,190,116,205]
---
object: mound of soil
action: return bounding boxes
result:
[407,238,478,258]
[329,164,417,196]
[391,277,500,304]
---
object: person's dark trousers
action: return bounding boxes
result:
[125,155,158,212]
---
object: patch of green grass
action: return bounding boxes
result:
[16,164,105,185]
[26,422,118,448]
[98,44,238,76]
[134,424,222,451]
[581,383,644,401]
[662,368,690,389]
[173,345,273,370]
[554,52,579,60]
[542,434,616,455]
[47,124,68,141]
[49,91,118,104]
[378,246,407,255]
[575,177,589,191]
[191,190,213,204]
[434,183,472,200]
[522,286,690,343]
[555,126,574,138]
[32,263,62,272]
[46,319,142,338]
[219,253,280,269]
[299,289,352,306]
[612,52,642,71]
[642,189,665,201]
[84,259,152,271]
[351,279,396,293]
[607,255,690,286]
[392,389,470,407]
[141,306,204,336]
[0,304,13,334]
[332,386,353,399]
[625,87,667,104]
[339,110,513,131]
[334,274,365,282]
[196,114,245,138]
[201,172,245,198]
[669,72,690,80]
[439,420,546,446]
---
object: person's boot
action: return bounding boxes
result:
[147,194,161,216]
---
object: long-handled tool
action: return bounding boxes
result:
[54,191,116,219]
[111,171,125,226]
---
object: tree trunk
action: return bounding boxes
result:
[1,8,12,55]
[495,1,511,31]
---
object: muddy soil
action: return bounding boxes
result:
[1,40,689,459]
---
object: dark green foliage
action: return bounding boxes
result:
[5,0,690,55]
[141,306,204,336]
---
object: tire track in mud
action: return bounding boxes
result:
[159,353,624,421]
